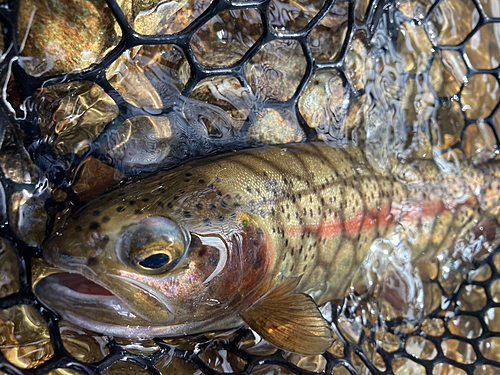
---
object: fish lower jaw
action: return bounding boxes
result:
[34,272,245,339]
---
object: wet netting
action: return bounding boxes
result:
[1,0,500,374]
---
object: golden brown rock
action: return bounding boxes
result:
[392,358,426,375]
[72,157,124,201]
[485,307,500,332]
[191,9,263,67]
[458,285,487,312]
[59,320,110,363]
[245,39,307,101]
[462,74,500,120]
[246,108,304,145]
[35,81,119,156]
[405,336,437,360]
[9,192,47,247]
[0,125,38,184]
[118,0,212,35]
[448,315,483,338]
[462,123,497,163]
[103,361,149,375]
[0,305,53,369]
[0,238,19,298]
[442,339,477,364]
[480,337,500,362]
[478,0,500,17]
[18,0,119,76]
[465,23,500,70]
[427,0,478,45]
[430,50,467,97]
[397,23,432,74]
[107,115,172,168]
[398,0,432,19]
[298,70,348,136]
[199,348,247,373]
[345,32,369,91]
[184,76,252,138]
[309,2,349,63]
[432,101,464,150]
[269,0,326,32]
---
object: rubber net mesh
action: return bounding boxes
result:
[0,0,500,374]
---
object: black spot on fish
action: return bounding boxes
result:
[75,225,83,232]
[210,204,217,210]
[184,179,190,182]
[167,202,173,209]
[185,173,192,177]
[184,211,191,218]
[217,191,222,196]
[135,210,142,215]
[285,239,289,247]
[89,222,100,231]
[219,215,224,221]
[263,171,268,177]
[88,257,98,266]
[204,218,211,226]
[174,196,179,200]
[102,216,110,223]
[199,179,205,184]
[257,228,264,236]
[215,177,221,182]
[157,202,164,208]
[129,201,136,206]
[234,203,241,207]
[118,192,125,197]
[220,201,228,208]
[299,245,303,254]
[236,194,242,200]
[117,207,125,212]
[247,187,252,193]
[92,210,100,216]
[196,203,204,210]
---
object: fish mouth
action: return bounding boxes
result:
[35,272,244,338]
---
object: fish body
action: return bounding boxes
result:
[36,143,500,354]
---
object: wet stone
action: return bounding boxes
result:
[246,108,304,145]
[102,361,149,375]
[492,279,500,302]
[447,315,483,338]
[495,252,500,273]
[191,9,263,67]
[430,50,467,97]
[107,115,172,170]
[478,0,500,17]
[397,23,432,74]
[184,76,252,139]
[485,307,500,332]
[457,284,487,312]
[59,320,110,363]
[392,357,426,375]
[398,0,432,19]
[363,341,385,371]
[432,363,467,375]
[327,330,345,357]
[471,264,493,282]
[421,318,445,336]
[332,365,351,375]
[475,365,500,375]
[375,327,401,352]
[405,336,437,360]
[269,0,325,32]
[442,339,477,364]
[107,45,190,109]
[0,305,53,369]
[199,348,247,373]
[462,74,500,120]
[114,338,159,356]
[48,369,84,375]
[309,2,349,63]
[0,238,19,298]
[298,70,349,135]
[463,123,497,163]
[0,125,39,184]
[120,0,213,35]
[427,0,479,46]
[18,0,119,76]
[35,81,119,156]
[245,39,307,102]
[72,157,124,201]
[9,192,47,247]
[432,101,464,150]
[401,77,434,133]
[480,337,500,362]
[238,331,278,356]
[465,23,500,70]
[345,32,370,92]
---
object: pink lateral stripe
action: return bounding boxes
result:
[285,198,475,239]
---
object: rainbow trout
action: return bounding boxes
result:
[35,143,500,355]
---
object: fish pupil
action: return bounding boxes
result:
[139,253,171,269]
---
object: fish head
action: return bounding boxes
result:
[35,175,273,338]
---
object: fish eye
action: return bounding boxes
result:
[118,216,189,275]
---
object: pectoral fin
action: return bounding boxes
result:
[240,279,333,355]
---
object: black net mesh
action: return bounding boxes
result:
[1,0,500,374]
